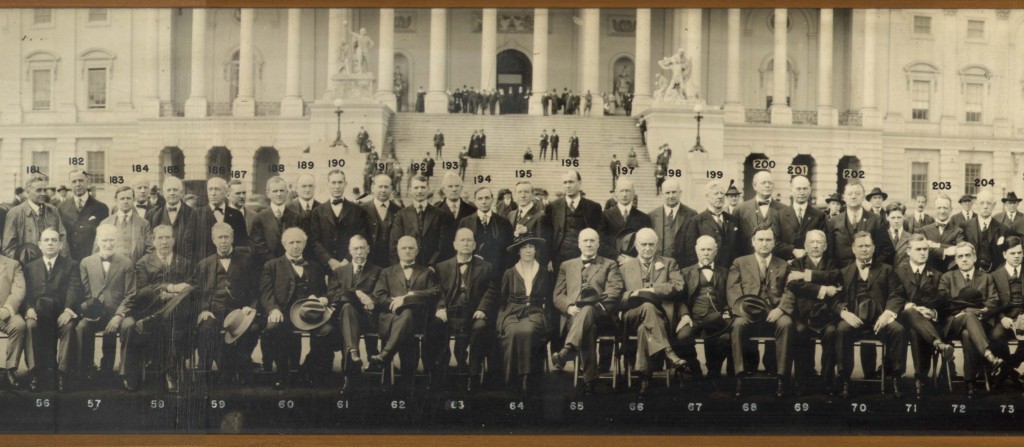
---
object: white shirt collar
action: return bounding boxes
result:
[43,254,58,264]
[910,262,927,274]
[26,200,40,215]
[478,210,492,219]
[373,199,389,209]
[808,255,822,265]
[298,198,314,208]
[1006,263,1021,275]
[619,204,632,214]
[210,203,222,212]
[270,203,285,214]
[979,215,992,226]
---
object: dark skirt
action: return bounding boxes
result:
[497,302,547,382]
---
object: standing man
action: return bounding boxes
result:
[995,192,1024,238]
[547,170,604,271]
[228,179,257,237]
[132,178,154,219]
[250,176,302,266]
[826,183,894,268]
[866,187,889,219]
[59,169,109,262]
[434,130,445,158]
[194,177,248,263]
[905,194,935,235]
[885,202,912,268]
[724,181,742,215]
[390,176,455,266]
[550,229,624,394]
[609,155,621,192]
[680,179,735,268]
[24,228,81,392]
[361,174,402,269]
[950,194,976,228]
[776,176,828,261]
[329,235,383,392]
[439,172,477,225]
[2,174,67,259]
[539,130,549,161]
[598,178,651,261]
[508,181,551,265]
[98,186,152,264]
[549,129,560,161]
[732,171,786,257]
[309,169,369,272]
[289,173,321,232]
[458,148,469,180]
[961,189,1006,272]
[568,132,580,161]
[918,193,963,272]
[145,177,196,259]
[458,187,514,281]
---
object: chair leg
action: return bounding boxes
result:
[880,345,887,394]
[611,342,618,390]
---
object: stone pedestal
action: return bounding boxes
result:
[644,104,725,205]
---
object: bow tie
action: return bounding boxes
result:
[214,207,224,213]
[136,203,148,209]
[700,264,713,270]
[167,207,177,213]
[402,264,415,270]
[218,253,232,260]
[859,261,872,270]
[289,258,306,266]
[458,262,470,268]
[582,258,596,266]
[757,201,770,206]
[100,256,112,262]
[332,198,345,206]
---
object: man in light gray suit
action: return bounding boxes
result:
[0,251,26,388]
[98,185,152,264]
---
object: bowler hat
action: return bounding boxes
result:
[289,298,335,331]
[626,290,662,309]
[732,294,771,323]
[865,187,888,201]
[959,194,975,204]
[725,180,741,196]
[825,193,845,205]
[80,298,106,322]
[577,285,602,305]
[223,307,257,344]
[947,287,985,314]
[57,185,69,192]
[1004,192,1021,204]
[144,285,195,320]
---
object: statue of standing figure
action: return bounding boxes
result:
[349,27,375,74]
[657,48,694,100]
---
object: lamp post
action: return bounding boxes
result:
[330,98,348,149]
[689,102,706,153]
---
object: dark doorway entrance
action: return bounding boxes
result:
[497,49,532,114]
[836,156,862,197]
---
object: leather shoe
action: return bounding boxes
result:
[122,379,137,393]
[891,377,903,398]
[734,378,743,399]
[56,373,67,393]
[348,351,363,372]
[936,343,954,362]
[638,374,651,397]
[467,376,479,394]
[7,370,19,389]
[165,373,179,395]
[776,377,788,398]
[967,381,977,399]
[839,381,851,399]
[915,379,925,400]
[29,375,39,393]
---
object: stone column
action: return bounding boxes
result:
[631,8,653,114]
[581,9,603,115]
[480,9,497,90]
[326,9,344,95]
[770,8,792,125]
[528,9,549,115]
[184,9,208,117]
[723,8,744,123]
[861,8,880,128]
[425,9,449,114]
[142,8,161,117]
[995,10,1012,137]
[817,8,837,126]
[281,9,304,116]
[376,8,397,111]
[686,9,702,101]
[233,8,255,117]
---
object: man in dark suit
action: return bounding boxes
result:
[598,178,651,261]
[369,236,440,388]
[228,179,258,238]
[619,228,686,395]
[727,225,794,397]
[74,224,136,390]
[390,175,455,266]
[950,194,976,228]
[250,176,302,267]
[781,229,842,393]
[679,179,735,268]
[59,169,109,261]
[361,174,402,269]
[194,177,248,264]
[434,130,445,158]
[905,194,935,235]
[918,193,964,272]
[988,236,1024,380]
[995,192,1024,238]
[546,170,604,271]
[439,172,477,225]
[775,176,828,261]
[328,235,383,392]
[939,241,1004,396]
[676,236,731,380]
[309,169,369,272]
[193,223,261,385]
[896,234,952,398]
[24,228,81,392]
[260,228,331,389]
[2,174,68,259]
[508,181,551,265]
[146,177,196,259]
[826,182,894,268]
[539,130,548,160]
[289,173,321,231]
[732,171,786,257]
[99,185,153,264]
[961,189,1007,273]
[884,202,913,268]
[832,231,907,398]
[119,224,194,394]
[431,228,498,391]
[551,228,624,394]
[549,129,560,161]
[458,187,513,281]
[568,132,580,160]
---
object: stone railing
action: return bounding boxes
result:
[255,102,280,117]
[839,111,862,127]
[160,102,184,117]
[792,110,818,126]
[745,109,770,124]
[208,102,232,117]
[304,101,313,116]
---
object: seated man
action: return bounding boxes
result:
[75,224,136,390]
[677,236,731,381]
[895,234,952,398]
[24,228,82,392]
[990,236,1024,385]
[432,228,498,393]
[833,231,907,398]
[328,235,383,394]
[619,228,686,395]
[370,236,440,389]
[551,228,624,395]
[260,228,331,390]
[194,223,260,386]
[727,225,794,398]
[0,245,26,389]
[119,225,194,394]
[939,241,1004,397]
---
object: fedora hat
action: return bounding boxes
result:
[865,187,888,201]
[289,298,335,331]
[1012,315,1024,341]
[143,284,195,320]
[825,193,845,205]
[577,285,602,306]
[732,294,771,323]
[223,307,257,344]
[626,290,663,310]
[507,232,546,254]
[959,194,975,204]
[80,298,106,322]
[855,294,882,323]
[615,227,639,258]
[806,302,837,333]
[947,287,985,315]
[725,180,741,196]
[1004,192,1021,204]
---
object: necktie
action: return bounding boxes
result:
[46,260,53,273]
[77,197,84,211]
[859,261,872,270]
[712,213,722,227]
[982,221,988,232]
[305,203,311,213]
[582,258,594,267]
[965,273,972,283]
[215,206,224,215]
[1014,268,1019,279]
[417,205,426,233]
[354,263,362,277]
[914,269,922,282]
[938,223,946,234]
[666,208,674,222]
[568,200,577,213]
[758,257,767,278]
[274,208,282,220]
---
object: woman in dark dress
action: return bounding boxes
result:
[498,233,549,394]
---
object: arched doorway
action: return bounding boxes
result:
[497,49,532,114]
[836,155,862,196]
[394,53,411,112]
[206,146,232,181]
[743,153,771,200]
[159,147,185,185]
[611,56,634,116]
[253,146,280,195]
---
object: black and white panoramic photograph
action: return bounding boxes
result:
[0,6,1022,438]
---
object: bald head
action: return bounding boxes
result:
[976,189,996,218]
[635,228,659,261]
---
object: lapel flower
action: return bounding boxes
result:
[654,261,665,270]
[926,270,934,278]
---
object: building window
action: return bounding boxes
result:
[913,16,931,34]
[965,82,983,122]
[31,151,50,177]
[88,9,108,23]
[86,151,106,185]
[911,162,929,199]
[967,20,985,40]
[87,68,107,109]
[965,163,982,195]
[33,9,53,25]
[911,80,930,120]
[32,69,52,111]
